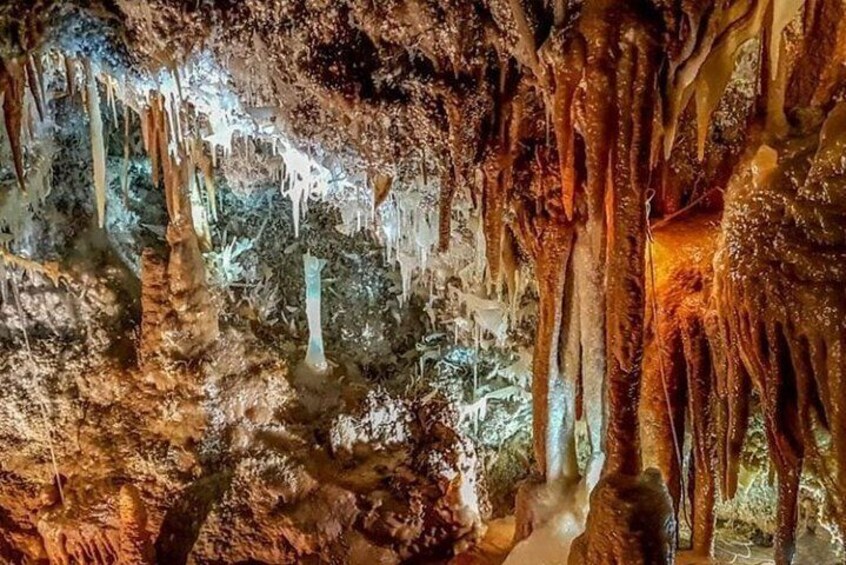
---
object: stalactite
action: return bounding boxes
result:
[481,152,506,289]
[515,198,574,480]
[640,213,728,557]
[572,223,606,459]
[574,76,612,461]
[439,94,467,252]
[641,269,686,529]
[438,168,456,252]
[1,58,27,192]
[786,0,846,108]
[539,32,583,220]
[505,0,540,75]
[769,0,803,80]
[84,59,107,228]
[192,140,217,221]
[138,94,218,362]
[141,98,162,190]
[696,1,769,159]
[765,32,791,137]
[482,88,523,293]
[710,279,751,501]
[25,54,45,122]
[664,0,771,159]
[679,307,717,555]
[371,172,392,210]
[557,236,581,483]
[500,226,520,310]
[121,102,131,201]
[64,55,76,98]
[762,0,804,137]
[715,102,846,563]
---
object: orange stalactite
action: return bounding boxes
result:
[25,54,45,122]
[514,193,576,482]
[1,58,27,192]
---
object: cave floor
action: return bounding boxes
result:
[451,517,841,565]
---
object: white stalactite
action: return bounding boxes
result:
[84,60,107,228]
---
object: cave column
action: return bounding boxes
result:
[602,32,656,478]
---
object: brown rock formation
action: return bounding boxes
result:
[641,215,722,556]
[568,469,675,565]
[714,105,846,562]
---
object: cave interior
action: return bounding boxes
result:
[1,0,846,563]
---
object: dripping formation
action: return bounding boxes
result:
[0,0,845,563]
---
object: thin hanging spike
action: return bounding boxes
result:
[2,59,27,192]
[84,59,107,228]
[770,0,804,80]
[33,53,46,105]
[110,78,118,124]
[121,103,131,204]
[104,76,115,126]
[196,143,217,221]
[148,100,161,188]
[64,55,75,98]
[171,93,182,147]
[173,65,183,103]
[25,55,44,121]
[23,95,34,143]
[140,104,152,154]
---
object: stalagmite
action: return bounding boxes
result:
[84,60,107,228]
[303,253,328,373]
[118,485,154,564]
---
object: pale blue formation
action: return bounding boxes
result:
[303,252,328,372]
